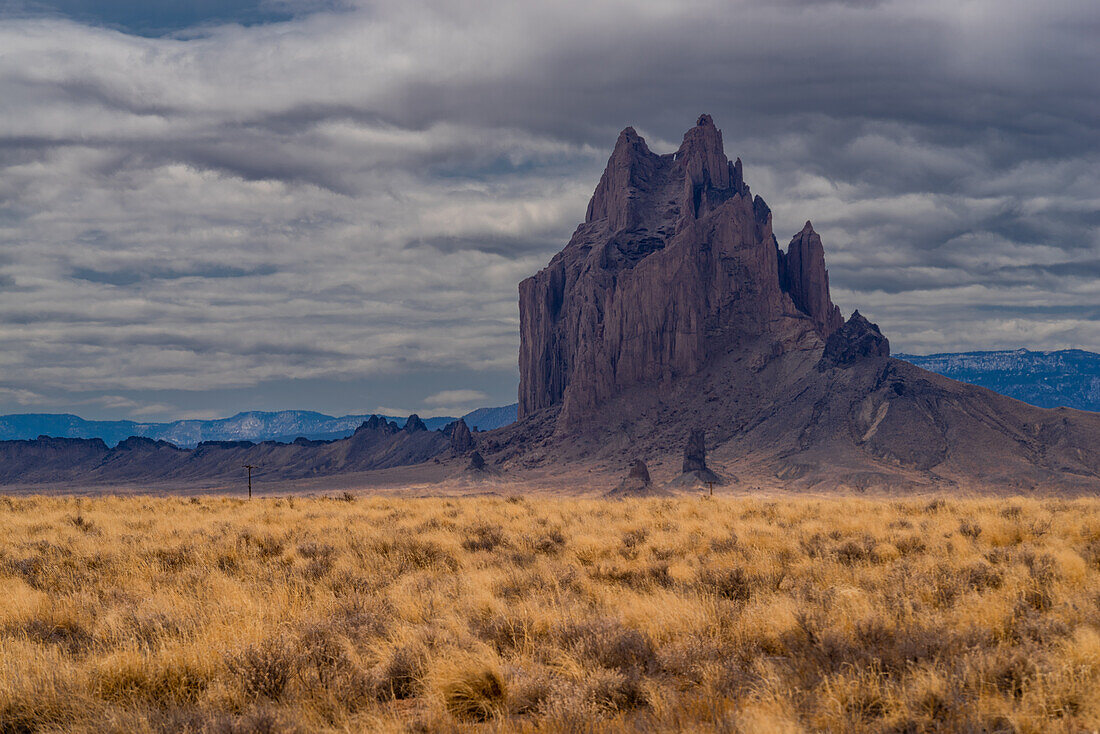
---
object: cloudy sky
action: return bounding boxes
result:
[0,0,1097,420]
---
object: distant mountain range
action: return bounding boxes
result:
[4,346,1096,451]
[0,404,518,448]
[5,346,1097,451]
[460,404,519,432]
[897,349,1100,412]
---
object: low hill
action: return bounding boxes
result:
[0,405,517,448]
[0,414,460,487]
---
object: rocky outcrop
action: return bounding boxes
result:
[667,428,728,490]
[356,415,400,435]
[779,222,844,337]
[496,114,1100,493]
[467,451,487,472]
[461,450,502,478]
[682,428,707,473]
[114,436,178,451]
[518,114,841,422]
[449,419,476,456]
[607,460,670,497]
[819,311,890,370]
[10,114,1100,495]
[404,414,427,433]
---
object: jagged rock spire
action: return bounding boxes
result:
[449,418,476,456]
[779,221,844,337]
[676,114,730,190]
[355,415,399,435]
[585,126,658,231]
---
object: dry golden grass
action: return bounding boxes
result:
[2,494,1100,733]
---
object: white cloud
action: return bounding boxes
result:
[0,387,44,405]
[422,390,489,407]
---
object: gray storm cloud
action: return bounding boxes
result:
[0,0,1097,418]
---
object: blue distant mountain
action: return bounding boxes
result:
[460,404,518,432]
[0,405,519,448]
[898,349,1100,412]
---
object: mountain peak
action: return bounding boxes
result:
[521,114,789,420]
[617,125,641,141]
[675,112,730,189]
[780,221,844,337]
[584,125,658,229]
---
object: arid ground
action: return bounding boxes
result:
[2,494,1099,732]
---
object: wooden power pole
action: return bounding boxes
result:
[243,464,256,500]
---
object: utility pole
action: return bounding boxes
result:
[706,480,714,498]
[243,464,256,500]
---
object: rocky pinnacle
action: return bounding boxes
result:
[518,114,844,421]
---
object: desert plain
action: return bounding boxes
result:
[2,493,1099,733]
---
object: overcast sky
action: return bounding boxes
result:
[0,0,1098,420]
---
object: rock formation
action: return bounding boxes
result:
[449,419,476,456]
[519,114,841,423]
[819,311,890,370]
[607,459,670,497]
[498,114,1100,493]
[0,421,449,487]
[404,414,427,432]
[460,450,501,478]
[779,222,844,337]
[467,451,487,472]
[666,428,728,489]
[357,415,399,435]
[682,428,707,473]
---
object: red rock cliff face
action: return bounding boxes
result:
[779,222,844,337]
[518,115,843,421]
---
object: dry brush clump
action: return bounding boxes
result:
[1,493,1099,732]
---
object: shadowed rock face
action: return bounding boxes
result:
[518,114,841,422]
[820,311,891,369]
[449,419,476,456]
[358,415,399,435]
[683,428,707,473]
[780,222,844,338]
[467,451,487,471]
[668,428,729,489]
